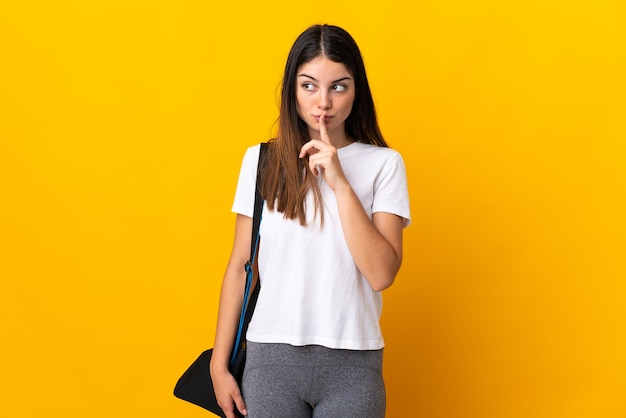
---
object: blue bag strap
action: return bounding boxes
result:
[230,143,266,368]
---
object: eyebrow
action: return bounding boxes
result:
[297,73,352,83]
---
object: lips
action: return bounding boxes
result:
[314,115,333,122]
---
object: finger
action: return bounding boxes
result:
[222,402,240,418]
[299,139,323,158]
[319,112,330,144]
[304,151,318,176]
[298,142,310,159]
[219,398,235,418]
[233,392,248,416]
[309,158,319,176]
[223,406,235,418]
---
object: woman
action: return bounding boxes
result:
[210,24,411,418]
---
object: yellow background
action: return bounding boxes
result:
[1,1,625,417]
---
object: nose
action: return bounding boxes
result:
[318,90,331,110]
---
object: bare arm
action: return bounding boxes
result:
[209,214,252,418]
[300,115,404,291]
[334,189,403,291]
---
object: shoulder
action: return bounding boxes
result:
[355,141,400,154]
[239,143,262,170]
[344,142,404,163]
[244,143,262,159]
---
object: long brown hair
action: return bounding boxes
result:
[262,24,387,225]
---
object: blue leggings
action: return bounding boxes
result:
[242,342,386,418]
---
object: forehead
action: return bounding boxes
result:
[297,56,352,80]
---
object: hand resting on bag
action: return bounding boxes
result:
[210,367,248,418]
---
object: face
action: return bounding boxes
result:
[295,55,355,143]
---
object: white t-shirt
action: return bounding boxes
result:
[231,142,411,350]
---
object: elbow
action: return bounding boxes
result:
[370,277,395,292]
[368,265,400,292]
[362,252,402,292]
[367,261,400,292]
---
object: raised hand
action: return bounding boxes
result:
[299,113,349,192]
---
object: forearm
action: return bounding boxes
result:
[334,185,403,291]
[210,214,252,375]
[210,268,246,374]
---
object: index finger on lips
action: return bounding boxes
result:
[319,112,330,144]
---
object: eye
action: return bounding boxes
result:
[332,84,347,92]
[301,82,316,91]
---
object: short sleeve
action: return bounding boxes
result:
[372,152,411,227]
[231,144,261,218]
